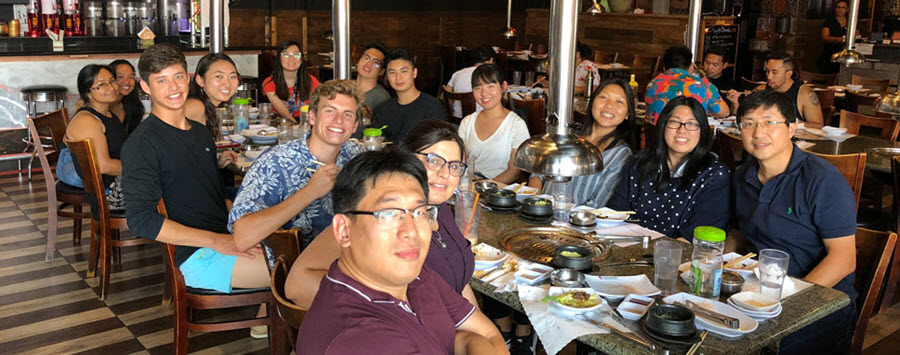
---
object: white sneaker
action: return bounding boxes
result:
[250,325,268,339]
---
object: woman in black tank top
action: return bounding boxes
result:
[64,64,130,212]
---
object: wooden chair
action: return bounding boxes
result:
[535,44,548,56]
[851,74,892,92]
[741,77,765,90]
[846,91,881,115]
[850,228,897,354]
[822,106,837,127]
[264,228,303,272]
[880,156,900,314]
[27,109,91,261]
[642,119,658,149]
[67,138,154,300]
[438,45,458,88]
[814,88,836,110]
[262,229,305,352]
[156,200,286,355]
[511,97,546,136]
[811,151,867,210]
[799,71,838,86]
[441,86,477,125]
[593,50,618,64]
[632,55,661,97]
[716,129,745,172]
[839,110,900,141]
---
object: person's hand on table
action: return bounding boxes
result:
[305,164,340,200]
[218,150,238,168]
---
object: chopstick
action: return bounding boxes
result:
[723,253,757,269]
[513,184,525,193]
[311,160,326,166]
[686,330,708,355]
[594,210,637,215]
[305,168,317,173]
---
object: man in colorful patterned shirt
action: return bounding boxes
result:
[229,79,364,260]
[645,45,730,124]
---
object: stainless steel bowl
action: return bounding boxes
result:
[474,181,499,195]
[722,271,745,296]
[550,268,585,287]
[569,210,596,227]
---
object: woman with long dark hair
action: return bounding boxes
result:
[185,53,240,139]
[529,78,639,208]
[62,64,129,212]
[819,0,850,74]
[108,59,144,134]
[607,96,731,241]
[263,40,319,123]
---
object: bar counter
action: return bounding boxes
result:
[468,209,851,354]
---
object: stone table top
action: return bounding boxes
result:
[469,209,851,355]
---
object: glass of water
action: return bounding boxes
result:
[758,249,790,300]
[654,240,683,296]
[551,181,570,226]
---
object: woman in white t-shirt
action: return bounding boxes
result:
[458,64,531,184]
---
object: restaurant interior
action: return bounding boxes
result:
[1,0,900,354]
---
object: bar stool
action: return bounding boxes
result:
[21,85,68,179]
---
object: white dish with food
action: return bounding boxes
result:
[514,263,554,285]
[503,183,539,202]
[473,243,509,270]
[729,291,780,312]
[664,292,758,338]
[584,274,661,300]
[544,287,606,314]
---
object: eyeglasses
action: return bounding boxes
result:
[282,52,302,59]
[415,152,468,177]
[91,79,118,91]
[665,120,702,131]
[362,54,383,68]
[739,120,789,130]
[344,204,439,228]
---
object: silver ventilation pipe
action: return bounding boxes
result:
[685,0,702,64]
[332,0,352,79]
[503,0,516,39]
[514,0,603,182]
[832,0,865,65]
[210,0,224,53]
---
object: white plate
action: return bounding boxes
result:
[503,183,539,202]
[585,274,661,300]
[664,292,758,338]
[617,294,654,321]
[723,252,759,277]
[822,126,849,135]
[729,291,780,312]
[547,287,606,314]
[727,298,782,318]
[514,263,554,285]
[249,136,278,144]
[473,243,509,270]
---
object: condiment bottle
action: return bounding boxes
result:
[362,127,387,151]
[690,226,726,298]
[584,66,594,97]
[629,74,640,107]
[232,98,250,135]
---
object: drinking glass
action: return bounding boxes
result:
[551,181,570,226]
[525,71,536,87]
[654,240,683,296]
[277,119,292,144]
[258,103,271,126]
[454,191,481,246]
[758,249,790,300]
[512,71,523,86]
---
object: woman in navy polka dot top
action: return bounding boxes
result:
[607,96,731,242]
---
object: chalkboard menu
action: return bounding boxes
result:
[703,25,740,64]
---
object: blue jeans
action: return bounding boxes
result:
[57,148,83,188]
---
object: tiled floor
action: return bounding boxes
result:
[0,171,897,354]
[0,173,268,354]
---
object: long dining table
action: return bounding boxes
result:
[468,211,851,355]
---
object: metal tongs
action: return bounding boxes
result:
[585,233,652,249]
[677,300,741,329]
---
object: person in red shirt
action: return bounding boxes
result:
[263,40,320,123]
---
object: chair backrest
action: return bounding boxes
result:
[438,45,457,85]
[741,77,765,90]
[265,229,303,272]
[811,151,867,210]
[535,44,548,56]
[716,129,745,172]
[851,74,892,92]
[593,50,618,64]
[494,50,508,77]
[839,110,900,141]
[632,55,660,75]
[813,88,836,110]
[846,91,881,114]
[642,119,658,150]
[800,71,838,86]
[157,200,189,302]
[512,97,546,136]
[894,156,900,231]
[29,108,69,166]
[821,105,837,126]
[851,228,897,354]
[441,87,477,124]
[631,55,660,98]
[67,139,110,222]
[271,256,307,349]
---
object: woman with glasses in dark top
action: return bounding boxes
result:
[607,96,731,242]
[263,40,319,123]
[108,59,144,134]
[286,119,482,309]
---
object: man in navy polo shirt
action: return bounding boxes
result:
[731,90,857,354]
[296,150,508,354]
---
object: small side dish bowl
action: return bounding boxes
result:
[568,210,597,227]
[550,268,586,288]
[553,245,593,270]
[521,197,553,217]
[487,189,518,207]
[730,291,780,312]
[474,181,499,195]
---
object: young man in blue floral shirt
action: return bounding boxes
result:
[228,79,364,257]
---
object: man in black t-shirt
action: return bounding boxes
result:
[703,46,734,95]
[372,48,446,141]
[122,44,269,300]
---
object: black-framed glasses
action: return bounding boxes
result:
[362,54,383,68]
[665,120,702,131]
[739,120,789,130]
[91,79,118,91]
[282,52,302,59]
[344,204,439,228]
[415,152,467,177]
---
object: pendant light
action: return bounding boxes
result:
[832,0,865,65]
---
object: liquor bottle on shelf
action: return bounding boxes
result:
[40,0,59,36]
[26,0,41,37]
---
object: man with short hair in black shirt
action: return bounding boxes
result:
[703,46,734,95]
[372,48,446,141]
[122,44,269,300]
